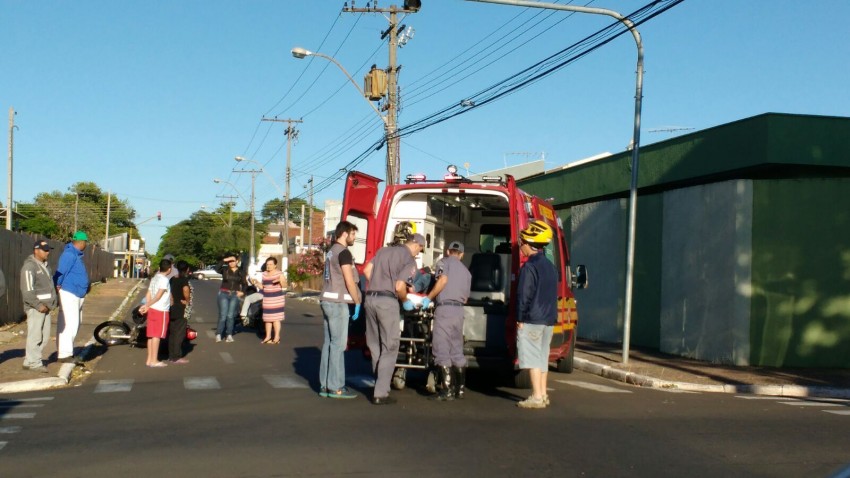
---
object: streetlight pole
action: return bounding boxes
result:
[7,107,16,231]
[467,0,644,364]
[232,157,264,266]
[291,47,395,185]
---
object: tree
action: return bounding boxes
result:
[260,197,323,226]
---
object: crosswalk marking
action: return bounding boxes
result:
[0,427,22,434]
[348,375,375,388]
[0,413,36,420]
[205,330,216,339]
[5,397,53,402]
[735,395,786,400]
[263,375,309,389]
[184,377,221,390]
[95,379,134,393]
[824,410,850,415]
[0,442,6,451]
[0,404,44,409]
[778,401,843,407]
[219,352,235,364]
[556,380,632,393]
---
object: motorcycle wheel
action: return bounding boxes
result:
[94,321,131,346]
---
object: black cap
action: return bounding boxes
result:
[34,240,52,251]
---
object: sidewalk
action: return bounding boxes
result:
[2,282,849,398]
[0,278,144,393]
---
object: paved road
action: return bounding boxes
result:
[2,280,849,477]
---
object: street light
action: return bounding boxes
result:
[232,157,262,267]
[467,0,645,365]
[291,46,398,186]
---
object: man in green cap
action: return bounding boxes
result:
[53,231,90,364]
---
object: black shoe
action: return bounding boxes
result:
[59,356,83,365]
[372,396,397,405]
[453,366,466,400]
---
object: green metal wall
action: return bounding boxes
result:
[750,178,850,367]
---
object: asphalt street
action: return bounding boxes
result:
[1,280,849,478]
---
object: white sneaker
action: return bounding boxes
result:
[215,334,222,343]
[517,396,546,409]
[226,335,234,343]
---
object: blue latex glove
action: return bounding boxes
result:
[421,297,432,309]
[402,299,415,311]
[351,304,361,321]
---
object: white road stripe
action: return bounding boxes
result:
[0,404,44,409]
[194,316,204,323]
[347,375,375,388]
[264,375,309,389]
[778,401,843,407]
[735,395,787,400]
[556,380,632,393]
[219,352,235,364]
[0,441,6,451]
[184,377,221,390]
[0,427,22,434]
[824,410,850,415]
[0,413,36,420]
[205,330,216,339]
[94,379,134,393]
[3,397,53,402]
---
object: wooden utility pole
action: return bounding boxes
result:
[342,2,420,186]
[105,191,111,251]
[261,117,302,259]
[307,176,314,248]
[215,195,239,227]
[7,107,16,230]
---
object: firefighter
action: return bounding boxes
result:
[423,241,472,401]
[363,233,425,405]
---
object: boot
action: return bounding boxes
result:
[453,366,466,400]
[430,366,455,401]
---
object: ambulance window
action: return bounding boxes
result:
[479,224,510,253]
[345,214,369,264]
[541,232,562,282]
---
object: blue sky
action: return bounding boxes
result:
[3,0,848,252]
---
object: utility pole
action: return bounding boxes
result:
[261,117,302,260]
[342,1,420,186]
[308,176,314,248]
[105,191,111,251]
[215,195,238,227]
[7,107,16,231]
[299,203,305,252]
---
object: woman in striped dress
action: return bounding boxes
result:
[259,257,285,344]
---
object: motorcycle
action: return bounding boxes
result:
[94,305,197,347]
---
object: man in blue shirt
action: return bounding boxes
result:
[53,231,90,364]
[515,220,558,409]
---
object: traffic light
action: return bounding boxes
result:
[157,211,161,221]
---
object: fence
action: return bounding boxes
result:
[0,229,115,326]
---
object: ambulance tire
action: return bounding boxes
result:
[391,368,407,390]
[513,369,532,389]
[557,333,576,374]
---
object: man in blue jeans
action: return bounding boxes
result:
[515,220,558,409]
[216,252,248,343]
[319,221,361,399]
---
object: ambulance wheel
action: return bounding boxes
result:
[557,333,576,374]
[391,368,407,390]
[513,369,532,389]
[425,369,437,394]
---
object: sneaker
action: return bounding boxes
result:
[31,365,49,374]
[215,334,222,343]
[59,356,81,365]
[225,335,234,343]
[517,396,546,409]
[327,387,358,399]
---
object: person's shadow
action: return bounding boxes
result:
[293,346,373,394]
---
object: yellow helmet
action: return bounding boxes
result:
[520,220,553,246]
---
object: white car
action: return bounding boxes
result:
[192,267,222,280]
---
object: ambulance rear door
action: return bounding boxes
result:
[340,171,382,266]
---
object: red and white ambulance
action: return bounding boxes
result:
[341,165,587,387]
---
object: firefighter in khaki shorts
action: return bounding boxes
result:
[515,220,558,409]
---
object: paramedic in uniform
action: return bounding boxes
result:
[363,233,425,405]
[423,241,472,401]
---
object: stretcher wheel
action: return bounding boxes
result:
[391,368,407,390]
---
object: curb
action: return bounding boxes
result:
[0,280,146,394]
[574,357,850,399]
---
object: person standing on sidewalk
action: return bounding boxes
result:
[139,259,172,368]
[515,220,558,409]
[53,231,90,364]
[167,260,192,364]
[318,221,361,399]
[423,241,471,401]
[216,252,248,343]
[20,239,59,373]
[362,233,424,405]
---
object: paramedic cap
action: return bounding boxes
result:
[34,240,52,251]
[448,241,464,253]
[163,254,175,261]
[412,233,426,247]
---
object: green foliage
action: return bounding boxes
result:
[155,206,265,266]
[260,197,323,225]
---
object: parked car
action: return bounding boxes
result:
[192,267,222,280]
